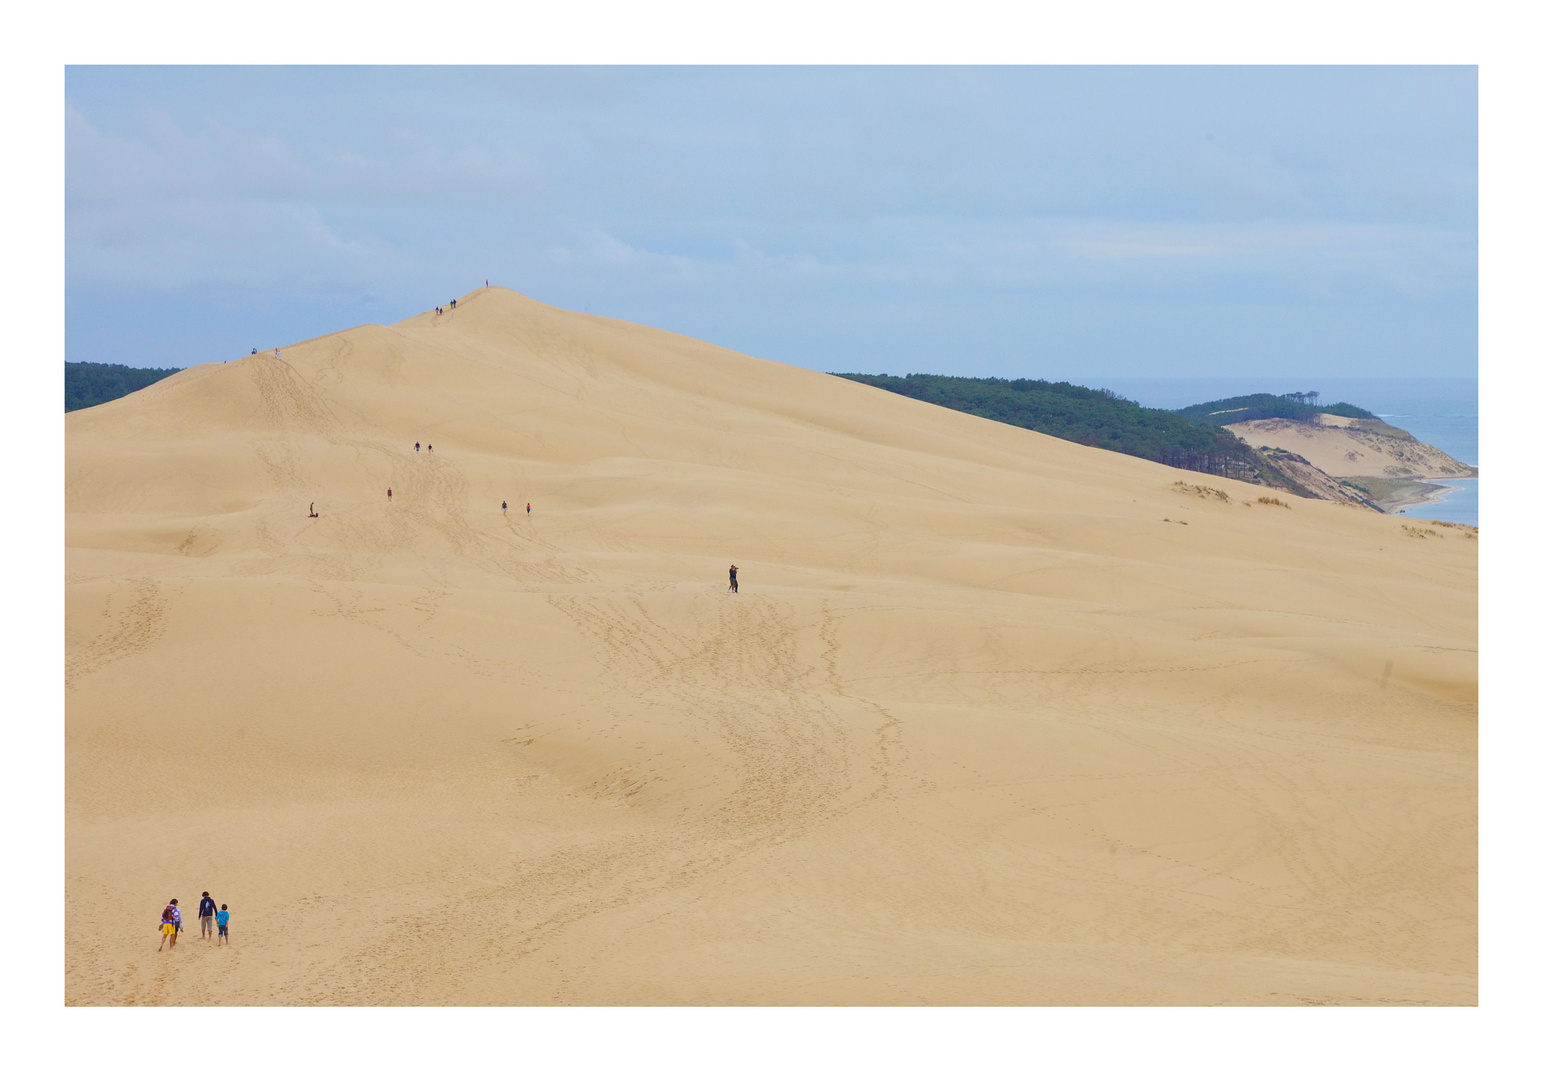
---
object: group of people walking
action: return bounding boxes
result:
[159,892,230,950]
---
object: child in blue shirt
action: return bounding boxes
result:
[216,904,230,945]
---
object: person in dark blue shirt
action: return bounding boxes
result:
[198,893,217,941]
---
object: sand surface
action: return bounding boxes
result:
[66,289,1476,1005]
[1226,417,1473,478]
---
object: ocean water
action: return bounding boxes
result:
[1088,377,1479,527]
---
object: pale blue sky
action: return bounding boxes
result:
[65,66,1476,380]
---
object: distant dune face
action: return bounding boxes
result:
[1226,417,1473,478]
[66,288,1475,1005]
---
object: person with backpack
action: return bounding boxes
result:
[158,900,181,950]
[198,892,217,940]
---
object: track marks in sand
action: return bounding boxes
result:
[815,599,931,804]
[548,591,854,840]
[66,581,171,688]
[335,591,879,991]
[247,353,340,435]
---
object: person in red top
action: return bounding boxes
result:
[387,488,392,500]
[526,503,531,515]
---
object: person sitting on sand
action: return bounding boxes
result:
[216,904,230,945]
[729,564,738,593]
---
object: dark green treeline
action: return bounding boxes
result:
[66,362,182,412]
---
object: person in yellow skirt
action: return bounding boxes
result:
[158,899,181,951]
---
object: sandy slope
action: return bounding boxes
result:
[1227,417,1473,478]
[65,288,1476,1005]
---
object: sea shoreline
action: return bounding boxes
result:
[1384,474,1480,525]
[1380,479,1455,514]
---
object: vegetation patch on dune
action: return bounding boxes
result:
[1171,481,1230,502]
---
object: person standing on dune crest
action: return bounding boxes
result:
[729,565,738,593]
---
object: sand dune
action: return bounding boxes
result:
[1227,416,1473,478]
[65,288,1476,1005]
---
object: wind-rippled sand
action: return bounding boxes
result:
[65,288,1476,1005]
